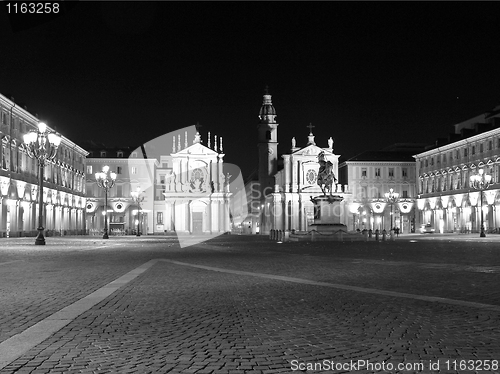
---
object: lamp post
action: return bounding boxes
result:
[23,122,61,245]
[131,187,144,236]
[470,168,492,237]
[384,188,400,231]
[95,166,116,239]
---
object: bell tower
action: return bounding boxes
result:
[257,87,278,199]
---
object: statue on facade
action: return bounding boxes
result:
[328,137,334,150]
[317,151,337,196]
[291,137,296,149]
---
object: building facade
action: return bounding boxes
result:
[85,145,157,235]
[0,94,88,237]
[414,106,500,233]
[338,145,422,233]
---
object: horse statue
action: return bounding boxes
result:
[317,151,337,196]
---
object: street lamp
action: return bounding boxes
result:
[131,187,144,236]
[95,166,116,239]
[470,168,492,237]
[23,122,61,245]
[384,188,400,231]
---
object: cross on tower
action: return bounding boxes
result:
[307,123,315,134]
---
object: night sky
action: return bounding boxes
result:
[2,2,500,178]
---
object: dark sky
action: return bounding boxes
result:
[2,2,500,178]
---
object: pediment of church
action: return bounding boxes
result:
[174,142,219,157]
[291,144,333,157]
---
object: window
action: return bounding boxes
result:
[388,168,394,177]
[402,168,408,178]
[132,166,137,174]
[471,146,475,155]
[116,166,122,174]
[131,152,137,158]
[361,168,367,177]
[117,151,123,158]
[157,212,163,225]
[464,148,468,157]
[86,165,92,174]
[402,190,408,198]
[425,159,428,167]
[375,168,381,177]
[480,143,483,153]
[489,141,492,151]
[100,151,106,157]
[456,150,460,159]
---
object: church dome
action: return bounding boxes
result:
[259,94,276,116]
[259,93,277,123]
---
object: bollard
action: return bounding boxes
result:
[272,229,276,240]
[269,230,273,240]
[364,230,369,242]
[382,229,386,241]
[375,229,379,241]
[278,230,283,242]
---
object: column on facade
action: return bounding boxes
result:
[291,159,298,193]
[211,199,219,233]
[298,196,304,231]
[283,156,290,193]
[283,196,289,231]
[0,197,4,234]
[290,195,299,230]
[207,197,212,234]
[272,194,281,231]
[170,201,175,231]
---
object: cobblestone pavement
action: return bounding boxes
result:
[0,235,499,373]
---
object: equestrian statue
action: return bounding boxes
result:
[317,151,337,196]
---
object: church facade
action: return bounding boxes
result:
[155,130,232,235]
[255,91,352,234]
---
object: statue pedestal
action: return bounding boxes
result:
[308,195,347,233]
[289,194,363,242]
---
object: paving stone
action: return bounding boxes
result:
[1,236,500,373]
